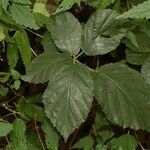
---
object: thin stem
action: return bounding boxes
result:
[74,51,84,62]
[31,49,38,57]
[5,136,10,150]
[26,28,43,38]
[34,115,46,150]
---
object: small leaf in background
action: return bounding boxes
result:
[42,31,59,52]
[10,69,21,80]
[26,131,41,150]
[17,99,46,122]
[0,122,13,137]
[126,49,150,65]
[14,30,32,70]
[7,43,19,69]
[0,26,6,41]
[82,9,125,55]
[33,2,49,17]
[118,0,150,19]
[9,3,38,29]
[42,119,59,150]
[10,119,28,150]
[0,86,8,97]
[1,0,9,12]
[54,0,80,14]
[0,72,10,83]
[94,63,150,131]
[73,136,94,150]
[14,79,21,90]
[49,12,82,56]
[110,134,138,150]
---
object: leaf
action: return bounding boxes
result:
[7,43,19,69]
[82,9,125,55]
[49,12,82,56]
[42,119,59,150]
[125,29,150,53]
[0,26,6,41]
[126,49,150,65]
[13,0,31,5]
[1,0,9,11]
[17,99,46,122]
[14,30,32,70]
[54,0,80,14]
[33,2,49,17]
[42,31,59,52]
[0,122,13,137]
[73,136,94,150]
[10,119,28,150]
[9,3,38,29]
[110,134,138,150]
[22,52,72,83]
[141,56,150,85]
[94,63,150,131]
[43,60,93,141]
[118,0,150,19]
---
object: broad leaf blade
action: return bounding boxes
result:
[22,52,72,83]
[94,63,150,131]
[82,9,125,55]
[49,12,82,56]
[43,59,94,141]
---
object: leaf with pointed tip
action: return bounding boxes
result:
[94,63,150,131]
[49,12,82,56]
[43,59,94,141]
[82,9,125,55]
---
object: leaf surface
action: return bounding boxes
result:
[94,63,150,130]
[0,122,13,137]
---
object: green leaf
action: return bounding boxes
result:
[141,56,150,85]
[118,0,150,19]
[126,49,150,65]
[17,99,46,122]
[0,86,8,97]
[125,29,150,53]
[0,122,13,137]
[7,43,19,69]
[94,63,150,131]
[14,80,21,90]
[49,12,82,56]
[1,0,9,11]
[14,30,32,70]
[10,119,28,150]
[33,2,49,17]
[42,119,59,150]
[10,69,21,80]
[22,52,72,83]
[43,58,94,141]
[54,0,80,14]
[42,31,59,52]
[110,134,138,150]
[0,26,6,41]
[9,3,38,29]
[73,136,94,150]
[13,0,31,5]
[99,0,116,9]
[82,9,125,55]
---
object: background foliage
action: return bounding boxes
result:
[0,0,150,149]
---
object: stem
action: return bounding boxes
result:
[34,115,46,150]
[26,28,43,38]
